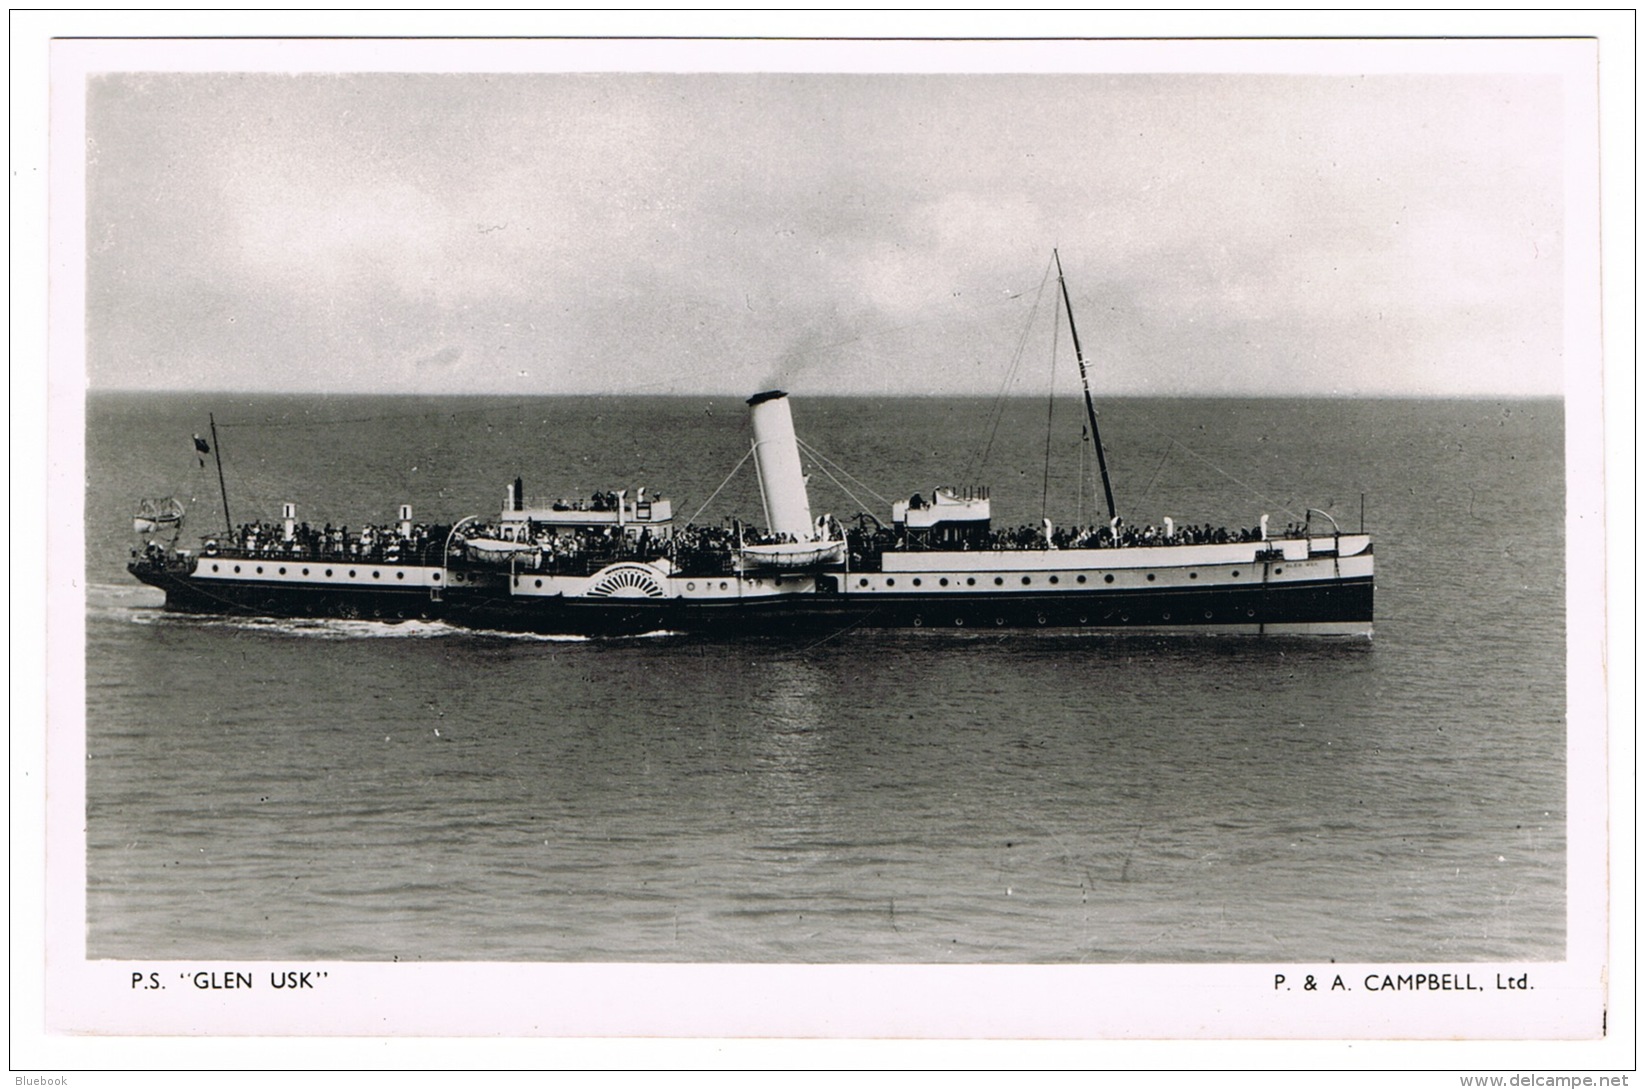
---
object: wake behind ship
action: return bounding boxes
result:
[127,258,1374,638]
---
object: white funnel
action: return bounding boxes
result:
[747,390,814,540]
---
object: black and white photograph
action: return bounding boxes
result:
[18,14,1631,1075]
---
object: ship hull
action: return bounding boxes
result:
[129,540,1373,638]
[128,560,448,622]
[448,573,1373,638]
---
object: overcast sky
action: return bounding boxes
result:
[83,68,1569,397]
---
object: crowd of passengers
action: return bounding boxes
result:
[998,520,1281,550]
[847,517,1305,555]
[200,520,446,563]
[548,491,626,513]
[455,519,784,571]
[181,510,1311,570]
[457,521,668,566]
[452,513,1307,572]
[454,518,837,577]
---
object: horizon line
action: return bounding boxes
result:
[85,387,1567,401]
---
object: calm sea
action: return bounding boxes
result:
[82,394,1565,962]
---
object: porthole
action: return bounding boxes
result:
[939,578,949,587]
[277,567,286,575]
[349,570,357,578]
[966,577,976,586]
[858,578,869,587]
[431,572,440,581]
[913,616,923,627]
[1162,612,1172,621]
[1204,610,1214,619]
[1049,575,1059,585]
[1036,614,1047,625]
[911,578,921,587]
[233,565,241,573]
[396,572,405,580]
[1146,573,1156,582]
[687,582,697,591]
[1078,615,1088,624]
[1189,571,1198,580]
[1274,567,1283,575]
[994,577,1004,586]
[719,582,728,590]
[1231,570,1240,577]
[325,568,334,577]
[954,617,965,626]
[995,617,1005,626]
[1021,576,1031,585]
[887,578,896,587]
[1247,608,1257,617]
[211,564,220,572]
[775,576,784,586]
[1104,574,1115,584]
[255,566,264,574]
[1076,574,1086,584]
[535,579,543,588]
[372,571,381,579]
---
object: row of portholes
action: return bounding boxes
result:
[853,572,1125,589]
[211,562,433,582]
[844,569,1257,590]
[916,613,1099,627]
[682,582,731,591]
[861,574,1102,588]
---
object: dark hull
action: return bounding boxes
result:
[451,576,1374,638]
[129,563,446,622]
[132,561,1371,637]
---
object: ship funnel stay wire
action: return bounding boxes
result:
[799,454,881,523]
[794,437,895,509]
[682,446,756,527]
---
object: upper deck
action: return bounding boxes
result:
[876,533,1372,573]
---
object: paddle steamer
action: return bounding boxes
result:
[129,254,1374,636]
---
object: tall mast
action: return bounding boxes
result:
[208,412,232,535]
[1054,249,1116,522]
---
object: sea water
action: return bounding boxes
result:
[80,394,1565,962]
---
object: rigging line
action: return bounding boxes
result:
[796,440,895,510]
[1075,422,1087,529]
[1136,439,1175,508]
[1112,401,1307,522]
[803,456,880,518]
[794,437,895,508]
[1039,298,1061,523]
[964,261,1050,481]
[683,446,755,526]
[796,440,891,509]
[968,256,1056,481]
